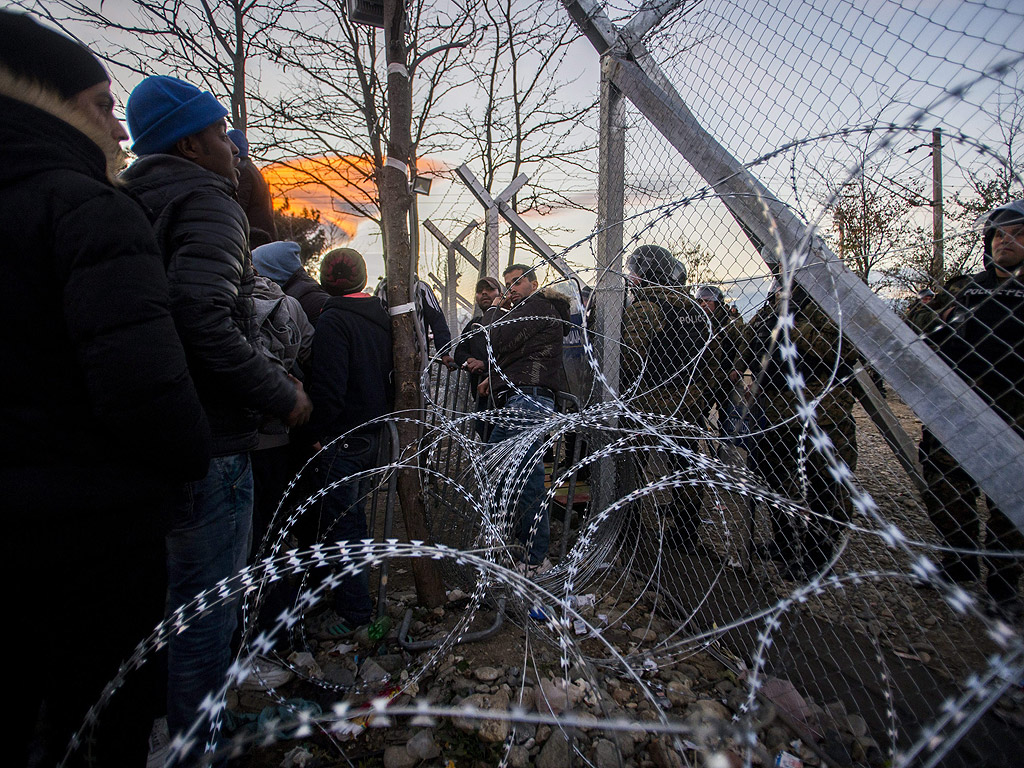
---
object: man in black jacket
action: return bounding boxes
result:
[479,264,570,573]
[123,75,312,747]
[305,248,394,636]
[0,12,211,765]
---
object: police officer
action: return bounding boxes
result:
[622,245,723,550]
[919,199,1024,620]
[738,278,858,579]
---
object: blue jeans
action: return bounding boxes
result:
[320,432,379,624]
[165,453,253,739]
[488,394,554,564]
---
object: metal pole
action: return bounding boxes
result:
[560,0,1024,524]
[593,52,628,516]
[931,127,944,280]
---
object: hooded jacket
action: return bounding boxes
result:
[121,153,296,456]
[0,65,211,509]
[252,240,330,326]
[484,287,570,398]
[306,294,394,440]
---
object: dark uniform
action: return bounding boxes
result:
[738,285,858,577]
[621,246,726,549]
[918,200,1024,614]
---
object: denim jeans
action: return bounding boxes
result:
[165,453,253,739]
[488,394,554,564]
[320,432,379,625]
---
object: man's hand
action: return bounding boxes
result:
[442,354,458,370]
[465,357,486,374]
[477,376,490,397]
[285,376,313,426]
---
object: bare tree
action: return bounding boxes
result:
[670,238,721,288]
[255,0,476,239]
[17,0,292,131]
[451,0,597,265]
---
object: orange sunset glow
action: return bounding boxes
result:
[261,154,446,241]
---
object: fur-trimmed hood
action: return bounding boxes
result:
[0,62,124,183]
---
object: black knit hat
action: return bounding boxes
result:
[0,10,109,98]
[320,248,368,296]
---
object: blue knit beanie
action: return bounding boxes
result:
[252,241,303,286]
[127,75,229,156]
[227,129,249,159]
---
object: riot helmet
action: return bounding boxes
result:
[626,244,686,285]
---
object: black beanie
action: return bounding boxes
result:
[0,10,109,99]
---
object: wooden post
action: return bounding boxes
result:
[382,0,445,607]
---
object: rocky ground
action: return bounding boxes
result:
[221,391,1024,768]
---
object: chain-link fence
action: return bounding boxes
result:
[411,2,1024,766]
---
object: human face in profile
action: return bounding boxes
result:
[183,119,239,183]
[71,81,128,144]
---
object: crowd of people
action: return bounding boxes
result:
[611,213,1023,615]
[2,9,1022,767]
[1,12,409,765]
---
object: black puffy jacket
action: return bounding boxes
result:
[122,154,296,456]
[306,295,394,441]
[0,68,211,511]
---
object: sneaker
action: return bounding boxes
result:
[516,558,553,578]
[146,717,170,768]
[238,655,295,690]
[311,609,367,641]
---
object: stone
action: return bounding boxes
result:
[630,627,657,643]
[383,745,417,768]
[647,737,683,768]
[613,730,638,757]
[281,746,315,768]
[537,677,572,715]
[451,689,511,744]
[515,686,535,711]
[593,738,620,768]
[844,713,868,739]
[693,699,731,720]
[714,679,735,695]
[406,730,441,761]
[358,659,389,684]
[447,588,468,602]
[536,724,552,744]
[474,666,501,682]
[512,722,536,744]
[537,730,570,768]
[507,745,530,768]
[320,661,356,688]
[612,686,633,706]
[665,681,693,705]
[376,654,405,674]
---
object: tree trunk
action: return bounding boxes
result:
[381,0,445,608]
